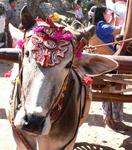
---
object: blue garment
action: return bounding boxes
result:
[96,21,115,51]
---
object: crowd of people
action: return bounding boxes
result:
[0,0,129,132]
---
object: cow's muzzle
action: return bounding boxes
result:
[22,113,45,134]
[14,107,51,135]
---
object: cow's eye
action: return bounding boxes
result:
[25,50,29,57]
[65,61,72,69]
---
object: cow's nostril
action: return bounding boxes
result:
[22,114,45,134]
[24,114,28,124]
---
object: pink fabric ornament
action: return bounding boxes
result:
[53,31,63,41]
[82,75,93,86]
[4,71,12,78]
[63,32,73,41]
[22,17,74,67]
[17,39,24,49]
[33,26,45,33]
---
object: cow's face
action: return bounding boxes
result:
[7,7,117,136]
[13,22,118,136]
[14,24,76,135]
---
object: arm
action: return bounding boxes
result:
[100,21,121,36]
[112,26,121,35]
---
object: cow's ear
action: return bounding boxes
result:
[74,53,118,77]
[20,5,36,30]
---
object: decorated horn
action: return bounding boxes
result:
[75,25,95,42]
[0,48,19,63]
[72,25,95,59]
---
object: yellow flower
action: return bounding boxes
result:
[51,12,61,22]
[16,76,21,85]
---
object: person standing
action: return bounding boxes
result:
[105,0,127,27]
[0,2,6,16]
[0,2,6,47]
[103,0,128,131]
[74,0,84,22]
[6,0,18,27]
[92,5,121,52]
[89,5,128,131]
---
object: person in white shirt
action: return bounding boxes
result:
[74,0,84,21]
[6,0,18,27]
[103,0,128,131]
[105,0,127,26]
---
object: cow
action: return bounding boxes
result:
[0,6,118,150]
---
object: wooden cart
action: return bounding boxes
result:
[92,0,132,103]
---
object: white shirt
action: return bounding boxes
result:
[106,0,127,17]
[74,4,84,19]
[106,0,127,26]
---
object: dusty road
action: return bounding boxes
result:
[0,61,132,150]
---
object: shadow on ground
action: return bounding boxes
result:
[0,108,7,119]
[120,137,132,150]
[84,113,132,150]
[0,61,13,77]
[74,142,115,150]
[85,113,132,129]
[123,113,132,123]
[85,114,104,127]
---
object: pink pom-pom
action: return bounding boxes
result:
[17,39,24,49]
[53,31,63,41]
[53,31,73,42]
[33,26,45,33]
[4,71,12,78]
[63,32,73,41]
[82,75,93,86]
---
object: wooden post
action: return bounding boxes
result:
[92,92,132,103]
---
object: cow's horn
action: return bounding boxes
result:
[75,25,95,41]
[0,48,19,63]
[20,5,36,30]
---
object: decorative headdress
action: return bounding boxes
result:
[18,16,74,67]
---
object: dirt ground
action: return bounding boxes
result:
[0,61,132,150]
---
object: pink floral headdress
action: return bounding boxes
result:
[26,17,74,67]
[17,16,86,67]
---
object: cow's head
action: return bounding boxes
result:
[0,6,118,136]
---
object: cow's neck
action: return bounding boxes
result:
[48,69,86,150]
